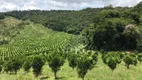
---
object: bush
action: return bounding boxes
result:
[0,65,2,73]
[76,56,93,80]
[0,14,5,19]
[0,61,4,73]
[47,50,66,79]
[76,50,98,80]
[23,60,32,73]
[3,58,22,74]
[68,52,78,70]
[101,52,122,71]
[137,54,142,62]
[107,58,117,71]
[31,56,44,77]
[123,54,137,69]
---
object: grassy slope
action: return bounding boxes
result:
[0,54,142,80]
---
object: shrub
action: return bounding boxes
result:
[3,58,22,74]
[137,54,142,62]
[31,56,44,77]
[102,52,122,71]
[123,54,136,69]
[47,50,66,79]
[23,60,32,73]
[76,51,98,80]
[68,53,78,70]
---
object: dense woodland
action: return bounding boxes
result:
[0,5,130,34]
[0,2,142,80]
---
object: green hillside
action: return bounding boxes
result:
[0,18,80,60]
[0,2,142,80]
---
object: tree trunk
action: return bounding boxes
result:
[127,65,129,69]
[54,71,57,79]
[82,77,84,80]
[15,71,17,74]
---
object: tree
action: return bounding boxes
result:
[83,8,142,51]
[107,58,117,71]
[76,56,93,80]
[76,50,98,80]
[23,60,32,73]
[133,1,142,13]
[68,51,78,70]
[31,56,44,77]
[91,52,98,65]
[123,54,137,69]
[3,58,22,74]
[0,61,4,73]
[47,50,66,79]
[137,54,142,62]
[102,52,122,71]
[130,53,138,66]
[0,14,5,19]
[0,64,2,73]
[122,24,141,50]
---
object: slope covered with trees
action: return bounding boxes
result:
[0,7,131,34]
[2,8,102,34]
[82,2,142,52]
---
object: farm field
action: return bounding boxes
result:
[0,1,142,80]
[0,18,80,61]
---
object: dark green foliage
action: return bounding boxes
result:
[82,2,142,51]
[133,1,142,13]
[76,56,93,80]
[91,53,98,65]
[133,58,138,66]
[68,52,78,70]
[3,58,22,74]
[47,50,66,79]
[0,65,2,73]
[0,40,8,45]
[107,58,117,71]
[122,25,141,50]
[0,61,3,73]
[130,53,138,66]
[31,56,44,77]
[119,52,125,59]
[2,8,102,34]
[122,12,140,24]
[23,60,32,73]
[137,54,142,62]
[83,8,142,51]
[102,54,108,64]
[123,55,133,69]
[76,50,98,80]
[0,14,5,19]
[123,53,137,69]
[101,52,122,71]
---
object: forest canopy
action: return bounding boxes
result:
[82,2,142,52]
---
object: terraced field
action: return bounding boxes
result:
[0,20,80,60]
